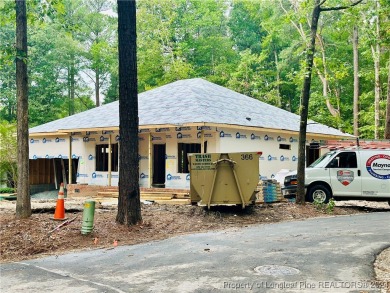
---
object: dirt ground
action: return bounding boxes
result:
[0,198,389,290]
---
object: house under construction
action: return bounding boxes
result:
[29,78,358,194]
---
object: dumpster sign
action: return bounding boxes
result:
[191,153,255,170]
[191,154,213,170]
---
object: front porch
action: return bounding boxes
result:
[66,184,191,205]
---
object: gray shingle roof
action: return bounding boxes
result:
[29,78,352,137]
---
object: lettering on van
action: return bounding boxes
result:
[366,154,390,180]
[337,170,354,186]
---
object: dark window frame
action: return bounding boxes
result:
[279,144,291,150]
[178,143,201,173]
[95,143,119,172]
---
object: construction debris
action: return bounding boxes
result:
[48,216,78,235]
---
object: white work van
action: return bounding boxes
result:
[282,149,390,204]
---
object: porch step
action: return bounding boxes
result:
[96,191,119,197]
[171,193,190,199]
[141,192,174,201]
[105,188,118,192]
[94,189,191,205]
[154,199,191,205]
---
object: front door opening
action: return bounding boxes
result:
[53,158,79,187]
[153,144,166,188]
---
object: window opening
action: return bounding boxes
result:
[95,143,119,171]
[279,144,291,150]
[178,143,201,173]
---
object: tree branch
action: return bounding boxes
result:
[82,70,96,84]
[280,0,307,41]
[320,0,363,12]
[319,0,327,6]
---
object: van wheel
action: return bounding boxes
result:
[307,185,331,204]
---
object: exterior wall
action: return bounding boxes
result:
[29,135,70,160]
[79,131,120,186]
[150,126,217,189]
[138,130,151,188]
[29,132,121,186]
[29,126,336,189]
[217,127,299,179]
[165,130,187,189]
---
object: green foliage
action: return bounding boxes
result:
[0,18,16,122]
[327,198,336,214]
[228,1,265,54]
[0,187,15,194]
[0,0,388,139]
[0,121,17,188]
[103,72,118,104]
[313,198,336,214]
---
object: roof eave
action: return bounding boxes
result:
[29,122,353,139]
[29,132,68,137]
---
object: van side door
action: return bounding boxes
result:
[360,151,390,197]
[328,151,361,196]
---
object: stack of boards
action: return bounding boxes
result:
[95,189,191,205]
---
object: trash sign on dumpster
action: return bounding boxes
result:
[191,154,213,170]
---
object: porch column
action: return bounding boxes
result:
[148,133,152,188]
[108,135,112,186]
[201,130,205,153]
[68,135,72,186]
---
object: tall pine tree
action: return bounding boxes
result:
[116,0,142,225]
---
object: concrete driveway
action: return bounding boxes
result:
[1,212,389,293]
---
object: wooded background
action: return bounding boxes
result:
[1,0,389,138]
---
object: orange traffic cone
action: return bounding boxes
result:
[53,183,66,220]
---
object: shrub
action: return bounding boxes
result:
[0,187,15,194]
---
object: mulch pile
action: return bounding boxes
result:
[0,202,371,263]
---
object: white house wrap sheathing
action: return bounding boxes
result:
[28,78,353,188]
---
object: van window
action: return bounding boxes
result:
[309,151,335,167]
[327,152,357,168]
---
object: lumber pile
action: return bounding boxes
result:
[96,191,118,198]
[95,190,191,205]
[255,179,284,204]
[141,191,190,205]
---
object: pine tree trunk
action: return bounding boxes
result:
[295,0,363,204]
[296,1,321,204]
[70,56,75,115]
[353,26,359,137]
[373,53,380,139]
[116,0,142,226]
[385,57,390,139]
[67,65,71,115]
[67,59,75,116]
[372,0,381,139]
[95,67,100,107]
[15,0,31,218]
[274,50,282,107]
